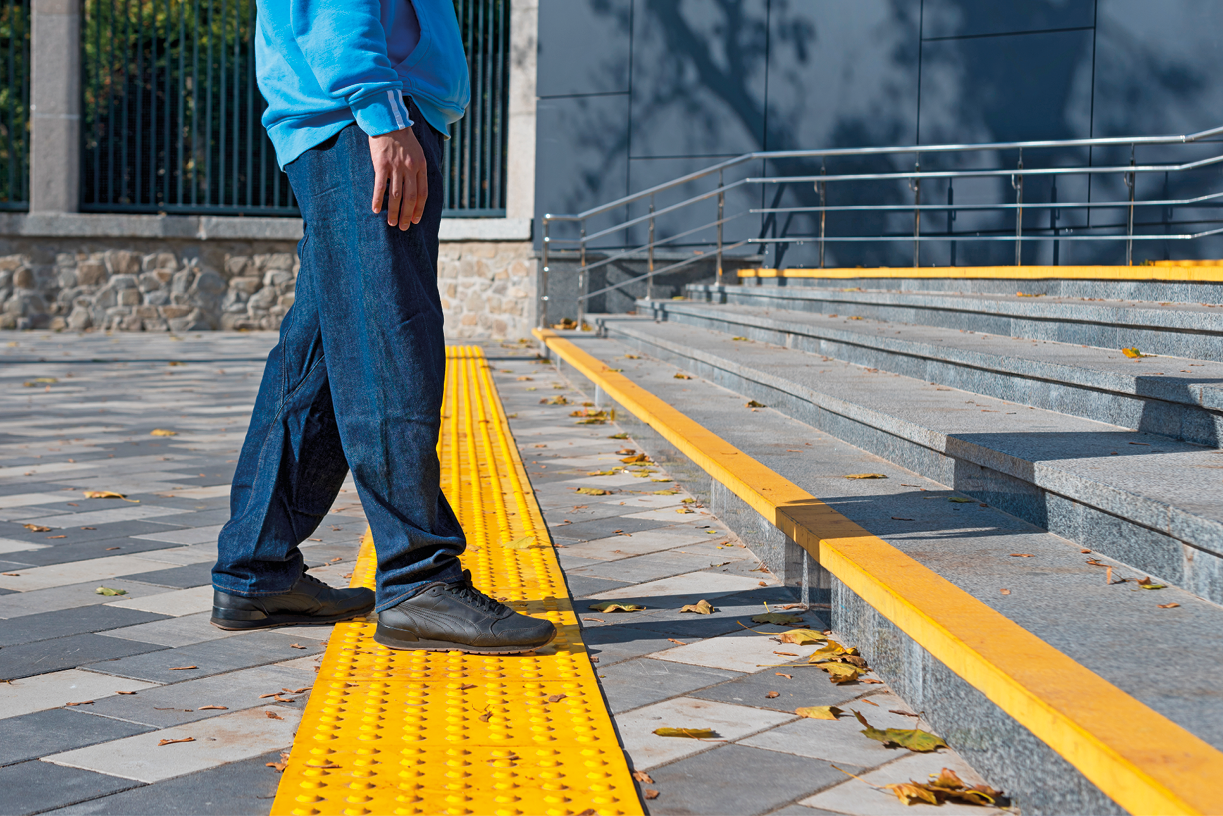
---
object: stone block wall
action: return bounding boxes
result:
[0,237,536,338]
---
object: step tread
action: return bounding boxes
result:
[560,331,1223,758]
[651,299,1223,410]
[601,317,1223,551]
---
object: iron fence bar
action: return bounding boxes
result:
[818,166,826,269]
[947,177,956,266]
[569,211,748,277]
[539,219,550,328]
[910,160,920,267]
[577,223,586,327]
[715,168,724,286]
[751,190,1223,214]
[1126,146,1137,265]
[745,226,1223,244]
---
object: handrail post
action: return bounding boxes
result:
[646,196,656,301]
[1013,152,1024,266]
[911,159,921,268]
[947,178,956,267]
[1050,176,1060,266]
[539,218,550,329]
[577,222,587,328]
[1126,145,1137,265]
[716,169,725,286]
[818,165,827,269]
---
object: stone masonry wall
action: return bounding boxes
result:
[0,237,535,338]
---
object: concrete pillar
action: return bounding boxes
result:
[506,0,537,223]
[29,0,80,213]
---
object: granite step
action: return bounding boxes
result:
[540,327,1223,816]
[688,283,1223,362]
[638,298,1223,448]
[593,315,1223,606]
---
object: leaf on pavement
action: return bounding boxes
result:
[266,711,284,720]
[644,789,660,800]
[197,705,228,711]
[587,469,619,476]
[150,429,178,436]
[158,737,195,746]
[751,612,805,625]
[853,710,948,752]
[1122,347,1149,358]
[653,727,718,739]
[1158,603,1180,609]
[653,489,680,495]
[501,536,537,550]
[778,629,827,645]
[589,601,645,613]
[94,586,127,596]
[765,691,780,699]
[796,705,844,720]
[884,782,941,806]
[575,487,610,496]
[884,768,1002,806]
[83,490,139,502]
[673,373,692,379]
[1137,577,1167,590]
[621,453,650,464]
[632,771,654,783]
[948,497,974,503]
[609,433,629,439]
[679,599,715,614]
[745,400,766,408]
[844,473,887,480]
[266,751,291,772]
[22,524,51,532]
[23,377,58,386]
[817,663,860,684]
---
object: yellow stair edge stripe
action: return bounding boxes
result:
[738,265,1223,282]
[534,327,1223,816]
[271,345,642,816]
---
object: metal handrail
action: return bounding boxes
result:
[538,123,1223,328]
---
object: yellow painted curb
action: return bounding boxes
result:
[271,346,642,816]
[535,327,1223,816]
[738,266,1223,283]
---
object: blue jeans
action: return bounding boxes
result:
[212,107,466,612]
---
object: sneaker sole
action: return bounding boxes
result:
[373,625,557,655]
[209,607,373,631]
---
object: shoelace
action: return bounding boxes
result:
[444,571,509,616]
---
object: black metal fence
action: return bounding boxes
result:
[80,0,509,217]
[0,0,29,210]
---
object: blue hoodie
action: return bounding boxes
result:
[256,0,471,169]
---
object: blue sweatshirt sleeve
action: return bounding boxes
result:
[287,0,412,136]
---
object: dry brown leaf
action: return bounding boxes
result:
[1158,603,1181,609]
[778,629,826,645]
[116,691,137,695]
[65,700,94,707]
[289,643,307,650]
[197,705,228,711]
[818,663,860,685]
[589,601,645,613]
[679,599,715,614]
[844,473,887,480]
[745,400,766,408]
[620,453,649,464]
[169,665,198,671]
[667,638,686,646]
[266,751,291,773]
[83,490,139,502]
[632,771,654,784]
[653,727,718,739]
[862,678,884,684]
[266,711,284,720]
[1009,553,1035,558]
[545,694,567,703]
[158,737,195,746]
[765,691,780,699]
[644,790,660,800]
[22,524,51,532]
[774,651,798,657]
[575,487,610,496]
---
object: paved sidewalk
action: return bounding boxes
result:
[0,333,998,816]
[0,332,365,815]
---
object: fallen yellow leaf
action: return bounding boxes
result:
[575,487,610,496]
[844,473,887,480]
[589,601,645,613]
[796,705,843,720]
[653,727,717,739]
[94,586,127,596]
[778,629,827,645]
[501,536,536,550]
[853,710,947,752]
[745,400,766,408]
[1122,347,1149,358]
[150,429,178,437]
[83,490,139,503]
[679,599,715,614]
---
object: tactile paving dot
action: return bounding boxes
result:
[271,348,640,816]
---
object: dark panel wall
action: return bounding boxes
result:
[535,0,1223,266]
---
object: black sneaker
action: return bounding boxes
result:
[374,570,556,654]
[210,570,374,630]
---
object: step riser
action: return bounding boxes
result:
[694,285,1223,362]
[739,276,1223,304]
[647,303,1223,449]
[601,324,1223,607]
[557,355,1126,816]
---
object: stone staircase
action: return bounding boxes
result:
[535,267,1223,815]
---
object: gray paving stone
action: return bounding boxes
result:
[596,658,740,714]
[2,538,186,568]
[569,549,730,585]
[558,515,670,541]
[689,662,869,714]
[126,562,214,588]
[581,624,683,668]
[566,574,632,599]
[640,744,852,816]
[0,759,141,815]
[0,605,170,648]
[0,579,173,619]
[0,709,153,767]
[0,520,192,547]
[0,634,167,680]
[43,749,283,815]
[765,807,845,816]
[85,664,313,728]
[88,631,325,684]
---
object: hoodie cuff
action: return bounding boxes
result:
[350,89,413,136]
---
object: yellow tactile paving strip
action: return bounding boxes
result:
[271,346,642,816]
[739,265,1223,282]
[534,328,1223,816]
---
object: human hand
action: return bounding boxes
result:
[368,127,428,229]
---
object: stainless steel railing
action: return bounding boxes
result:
[538,124,1223,328]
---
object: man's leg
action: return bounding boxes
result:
[278,112,466,611]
